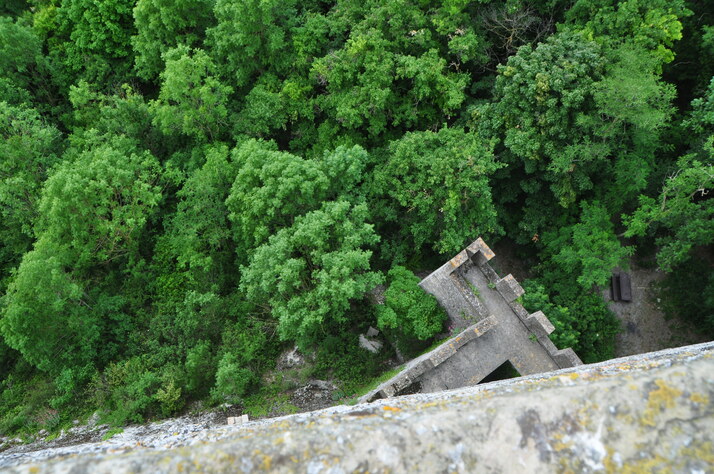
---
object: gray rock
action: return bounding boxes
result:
[276,346,305,370]
[358,334,382,353]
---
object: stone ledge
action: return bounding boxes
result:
[14,342,714,473]
[359,316,498,403]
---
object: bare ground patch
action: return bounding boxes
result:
[603,261,709,358]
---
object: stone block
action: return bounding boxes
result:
[479,262,500,284]
[412,358,435,376]
[510,302,530,320]
[525,311,555,338]
[466,237,495,264]
[474,316,497,335]
[379,385,396,398]
[393,374,416,392]
[227,414,249,425]
[495,274,525,302]
[359,334,383,353]
[536,336,558,354]
[553,348,583,368]
[448,250,470,269]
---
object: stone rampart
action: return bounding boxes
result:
[11,342,714,473]
[362,238,582,402]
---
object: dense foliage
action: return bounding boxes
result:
[0,0,712,432]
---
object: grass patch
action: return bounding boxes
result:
[342,366,406,405]
[466,280,481,298]
[102,427,123,440]
[243,386,300,418]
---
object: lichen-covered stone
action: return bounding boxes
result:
[8,342,714,473]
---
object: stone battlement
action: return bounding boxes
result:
[363,238,581,402]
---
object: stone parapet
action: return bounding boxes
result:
[12,342,714,473]
[359,316,498,402]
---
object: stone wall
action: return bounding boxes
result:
[361,238,581,402]
[11,342,714,473]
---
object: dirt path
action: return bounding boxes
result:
[603,261,709,357]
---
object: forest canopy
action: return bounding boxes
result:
[0,0,712,431]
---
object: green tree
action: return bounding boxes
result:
[226,140,368,257]
[66,81,171,156]
[541,201,633,289]
[1,137,162,369]
[240,200,382,347]
[478,32,674,243]
[373,127,501,259]
[0,102,62,280]
[47,0,136,88]
[0,17,43,106]
[132,0,216,81]
[312,23,468,142]
[36,138,162,269]
[150,46,232,142]
[564,0,690,64]
[376,266,446,341]
[624,78,714,271]
[0,239,97,373]
[1,0,29,17]
[207,0,297,90]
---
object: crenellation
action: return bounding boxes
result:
[525,310,555,337]
[364,238,581,403]
[495,274,524,302]
[553,348,583,368]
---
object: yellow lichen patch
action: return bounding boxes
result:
[261,455,272,470]
[680,441,714,465]
[383,406,401,412]
[552,439,573,452]
[641,380,683,427]
[602,447,620,473]
[618,454,671,474]
[689,392,709,405]
[569,372,579,380]
[417,402,439,409]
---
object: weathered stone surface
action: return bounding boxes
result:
[553,348,583,368]
[8,342,714,473]
[397,238,582,400]
[495,274,525,302]
[525,310,555,337]
[358,334,383,353]
[359,317,498,402]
